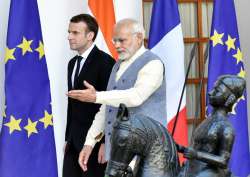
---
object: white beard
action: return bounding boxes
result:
[118,53,130,61]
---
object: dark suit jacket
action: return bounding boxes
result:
[66,45,115,152]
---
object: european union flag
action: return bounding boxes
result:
[207,0,250,176]
[0,0,58,177]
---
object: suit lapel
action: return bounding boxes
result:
[68,57,77,90]
[78,46,98,79]
[75,46,99,88]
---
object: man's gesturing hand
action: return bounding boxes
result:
[67,81,96,103]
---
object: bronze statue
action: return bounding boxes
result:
[178,75,246,177]
[105,104,180,177]
[105,75,245,177]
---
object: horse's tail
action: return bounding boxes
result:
[159,124,180,176]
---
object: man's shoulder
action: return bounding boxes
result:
[92,46,115,64]
[68,56,76,65]
[94,46,113,58]
[143,50,161,60]
[138,50,162,65]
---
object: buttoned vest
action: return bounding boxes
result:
[104,51,167,160]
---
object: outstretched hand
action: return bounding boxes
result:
[78,145,93,172]
[67,81,96,103]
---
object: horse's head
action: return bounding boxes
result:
[106,104,180,177]
[106,104,137,177]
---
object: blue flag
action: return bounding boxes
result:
[207,0,250,176]
[0,0,58,177]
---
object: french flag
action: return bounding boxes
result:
[148,0,188,152]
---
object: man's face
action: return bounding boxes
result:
[68,22,92,54]
[112,25,141,60]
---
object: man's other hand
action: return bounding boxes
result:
[63,142,69,154]
[98,143,106,164]
[78,145,93,171]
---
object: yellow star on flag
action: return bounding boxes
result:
[210,30,224,47]
[35,41,45,59]
[4,47,16,63]
[225,35,236,51]
[24,118,38,137]
[237,95,245,103]
[39,111,53,129]
[4,115,22,134]
[231,102,237,115]
[231,96,245,115]
[238,67,246,78]
[233,48,243,64]
[17,37,33,55]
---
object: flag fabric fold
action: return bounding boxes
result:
[207,0,250,176]
[88,0,117,59]
[148,0,188,148]
[0,0,58,177]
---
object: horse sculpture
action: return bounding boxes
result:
[105,75,244,177]
[105,104,180,177]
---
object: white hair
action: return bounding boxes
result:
[115,18,145,39]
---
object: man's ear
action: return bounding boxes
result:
[135,32,143,46]
[136,33,143,41]
[87,31,94,41]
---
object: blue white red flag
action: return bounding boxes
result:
[148,0,188,149]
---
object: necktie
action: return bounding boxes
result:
[73,56,83,88]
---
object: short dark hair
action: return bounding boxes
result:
[70,14,99,41]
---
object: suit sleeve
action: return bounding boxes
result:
[65,98,71,141]
[65,60,73,141]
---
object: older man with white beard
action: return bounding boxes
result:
[67,18,167,172]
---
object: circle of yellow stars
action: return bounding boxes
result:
[4,36,45,64]
[210,29,244,66]
[3,110,53,138]
[210,29,246,115]
[3,36,51,138]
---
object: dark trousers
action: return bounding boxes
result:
[63,144,106,177]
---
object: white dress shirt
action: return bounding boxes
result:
[71,44,95,86]
[84,45,164,147]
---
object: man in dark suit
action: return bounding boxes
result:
[63,14,115,177]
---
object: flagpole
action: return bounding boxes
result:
[171,43,197,136]
[171,43,209,138]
